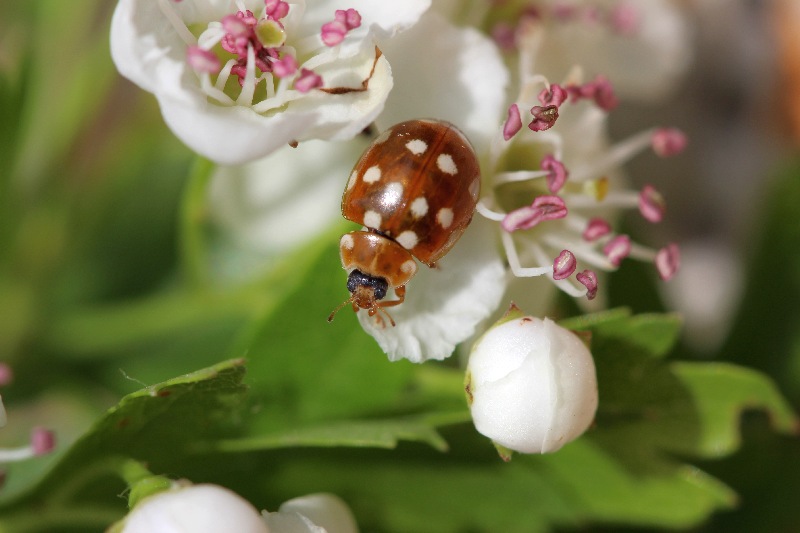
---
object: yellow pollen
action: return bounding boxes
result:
[256,19,286,48]
[584,177,609,201]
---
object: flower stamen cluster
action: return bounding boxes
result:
[479,73,684,301]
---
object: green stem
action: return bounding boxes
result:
[180,157,216,288]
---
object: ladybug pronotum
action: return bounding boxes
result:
[328,119,481,327]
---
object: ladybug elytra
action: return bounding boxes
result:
[328,119,481,326]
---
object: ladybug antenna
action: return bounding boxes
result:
[327,295,355,323]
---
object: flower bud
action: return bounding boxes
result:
[465,307,598,455]
[119,484,268,533]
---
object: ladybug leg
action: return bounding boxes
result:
[377,285,406,309]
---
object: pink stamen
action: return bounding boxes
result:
[540,154,568,193]
[264,0,290,21]
[31,427,55,456]
[0,363,12,387]
[321,20,348,46]
[588,75,618,111]
[576,270,598,300]
[491,22,517,52]
[502,195,568,232]
[639,184,666,223]
[186,46,220,74]
[528,105,559,132]
[504,104,522,141]
[651,128,688,157]
[272,54,298,78]
[335,8,362,30]
[294,68,323,92]
[582,217,611,241]
[538,84,568,107]
[603,235,631,266]
[655,243,680,281]
[222,14,250,37]
[553,250,577,280]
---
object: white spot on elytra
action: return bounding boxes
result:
[437,207,454,229]
[363,165,381,183]
[340,233,354,249]
[401,260,416,274]
[385,181,404,204]
[364,210,382,230]
[406,139,428,155]
[397,230,419,250]
[346,170,358,190]
[437,153,457,175]
[410,197,428,218]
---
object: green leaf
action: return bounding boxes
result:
[207,413,468,454]
[0,359,248,533]
[670,362,798,457]
[187,313,796,533]
[231,235,416,432]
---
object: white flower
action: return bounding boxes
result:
[119,484,268,533]
[465,307,598,455]
[352,14,683,363]
[110,0,431,164]
[263,493,359,533]
[209,137,369,259]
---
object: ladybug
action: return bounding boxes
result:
[328,119,481,326]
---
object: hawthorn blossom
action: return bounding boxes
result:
[353,13,685,362]
[110,0,431,164]
[465,306,598,456]
[207,8,686,363]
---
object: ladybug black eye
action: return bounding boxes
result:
[347,269,388,300]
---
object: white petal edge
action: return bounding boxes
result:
[209,137,368,253]
[358,216,506,363]
[277,493,359,533]
[377,11,508,155]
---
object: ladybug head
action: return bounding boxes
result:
[328,269,396,327]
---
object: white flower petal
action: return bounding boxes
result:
[210,137,368,254]
[159,96,320,165]
[359,217,506,363]
[121,484,268,533]
[290,42,394,142]
[278,493,359,533]
[377,11,508,154]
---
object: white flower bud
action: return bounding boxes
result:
[465,309,598,454]
[120,484,268,533]
[269,493,359,533]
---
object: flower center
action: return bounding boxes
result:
[162,0,362,113]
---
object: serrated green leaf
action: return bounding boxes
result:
[563,309,682,359]
[671,362,798,457]
[0,359,248,533]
